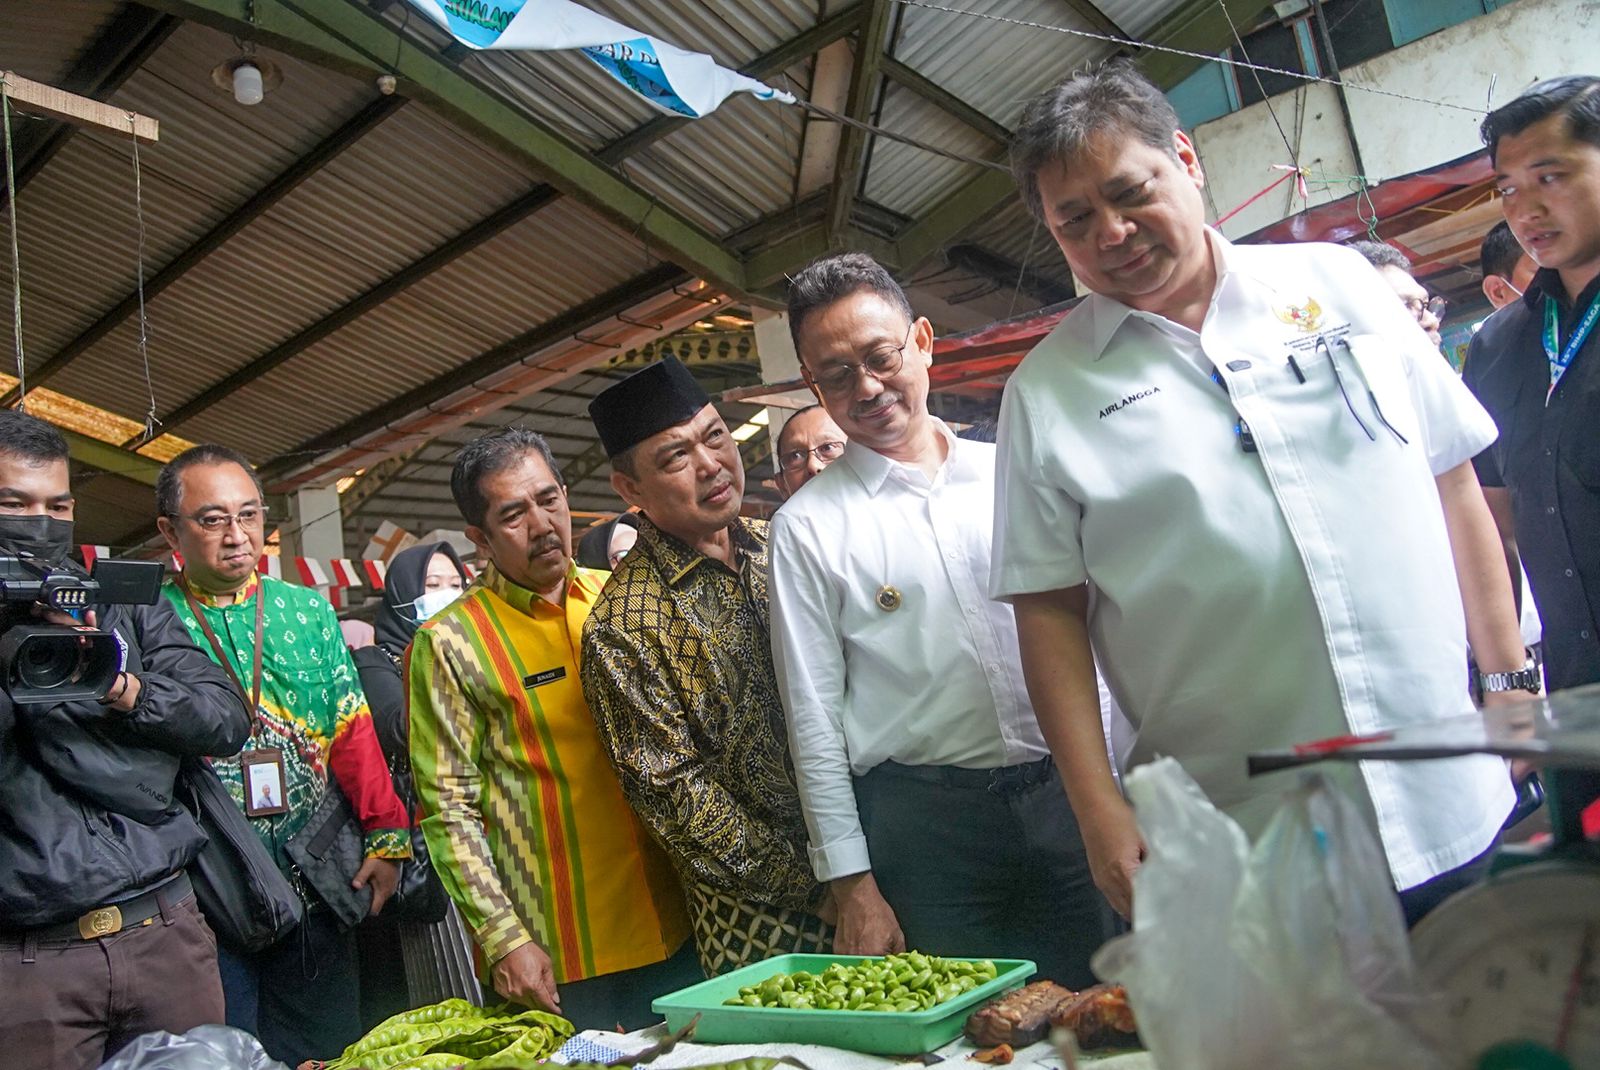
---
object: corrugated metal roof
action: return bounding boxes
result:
[173,196,656,461]
[0,0,123,88]
[1105,0,1194,37]
[889,0,1112,129]
[863,81,992,218]
[623,91,805,235]
[964,197,1072,288]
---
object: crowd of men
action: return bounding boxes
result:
[1,64,1596,1070]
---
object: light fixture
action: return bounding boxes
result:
[232,62,263,105]
[212,51,283,106]
[731,410,770,442]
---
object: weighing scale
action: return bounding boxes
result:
[1248,684,1600,1070]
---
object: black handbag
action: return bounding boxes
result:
[284,781,372,930]
[283,774,448,930]
[382,759,450,926]
[350,644,449,927]
[178,757,303,953]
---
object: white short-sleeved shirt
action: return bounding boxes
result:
[991,231,1513,891]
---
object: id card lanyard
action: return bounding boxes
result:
[183,579,285,818]
[1543,290,1600,402]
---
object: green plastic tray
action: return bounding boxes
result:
[651,954,1036,1055]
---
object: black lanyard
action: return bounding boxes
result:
[183,578,266,733]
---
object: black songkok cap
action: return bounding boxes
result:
[588,357,712,458]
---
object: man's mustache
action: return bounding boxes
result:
[851,391,902,419]
[529,534,563,556]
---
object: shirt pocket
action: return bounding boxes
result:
[1563,379,1600,489]
[1339,333,1423,448]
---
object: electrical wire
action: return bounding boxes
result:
[128,117,161,440]
[1217,0,1297,168]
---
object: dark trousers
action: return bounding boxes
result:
[854,758,1117,989]
[219,907,360,1068]
[0,892,225,1070]
[1397,834,1502,929]
[498,941,704,1033]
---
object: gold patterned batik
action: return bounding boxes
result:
[580,515,830,975]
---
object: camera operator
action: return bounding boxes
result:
[0,411,252,1070]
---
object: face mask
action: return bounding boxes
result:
[410,587,461,622]
[0,515,75,570]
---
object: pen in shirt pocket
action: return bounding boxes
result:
[1287,351,1307,384]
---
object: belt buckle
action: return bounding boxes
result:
[77,905,123,940]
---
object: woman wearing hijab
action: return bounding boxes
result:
[351,541,472,1024]
[574,512,639,573]
[355,542,469,764]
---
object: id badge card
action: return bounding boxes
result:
[241,747,289,818]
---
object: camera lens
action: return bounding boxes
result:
[16,633,85,690]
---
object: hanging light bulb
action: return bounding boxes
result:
[211,52,282,106]
[232,62,264,106]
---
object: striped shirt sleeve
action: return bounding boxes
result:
[407,621,532,966]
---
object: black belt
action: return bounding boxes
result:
[866,754,1056,796]
[0,872,192,945]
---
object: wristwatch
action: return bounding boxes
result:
[1478,656,1541,695]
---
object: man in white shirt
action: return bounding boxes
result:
[769,253,1113,987]
[995,62,1533,927]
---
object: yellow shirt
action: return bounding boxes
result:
[408,562,689,982]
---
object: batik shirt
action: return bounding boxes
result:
[163,573,410,867]
[408,562,690,984]
[581,516,829,974]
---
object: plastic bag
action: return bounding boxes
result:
[1092,757,1443,1070]
[96,1025,292,1070]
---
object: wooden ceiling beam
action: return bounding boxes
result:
[825,0,894,246]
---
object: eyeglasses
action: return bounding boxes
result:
[172,503,269,534]
[778,440,846,473]
[1403,295,1449,321]
[806,323,916,398]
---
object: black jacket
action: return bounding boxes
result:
[0,598,251,928]
[1464,268,1600,691]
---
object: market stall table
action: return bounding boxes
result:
[547,1023,1154,1070]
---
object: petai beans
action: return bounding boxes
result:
[323,998,574,1070]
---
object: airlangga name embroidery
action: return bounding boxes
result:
[1098,387,1161,419]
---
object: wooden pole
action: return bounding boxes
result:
[0,70,159,143]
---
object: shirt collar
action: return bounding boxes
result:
[177,570,260,607]
[482,559,595,616]
[636,512,764,587]
[840,417,960,497]
[1526,266,1600,315]
[1081,227,1236,358]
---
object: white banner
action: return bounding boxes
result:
[405,0,795,118]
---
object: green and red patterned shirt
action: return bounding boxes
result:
[163,572,410,866]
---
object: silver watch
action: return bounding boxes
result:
[1478,657,1541,694]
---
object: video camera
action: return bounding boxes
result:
[0,554,167,704]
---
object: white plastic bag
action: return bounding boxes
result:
[1092,757,1443,1070]
[96,1025,292,1070]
